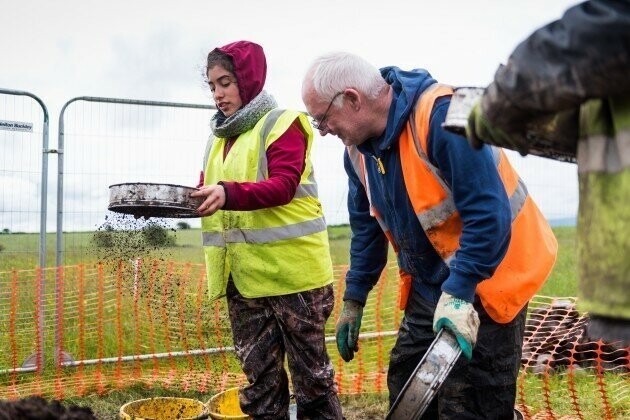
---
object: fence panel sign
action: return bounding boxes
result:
[0,119,33,132]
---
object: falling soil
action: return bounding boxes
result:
[94,213,177,262]
[92,213,182,310]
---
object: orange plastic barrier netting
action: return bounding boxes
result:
[0,262,628,419]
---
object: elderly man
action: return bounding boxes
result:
[302,52,557,418]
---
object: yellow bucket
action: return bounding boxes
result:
[120,397,209,420]
[207,387,249,419]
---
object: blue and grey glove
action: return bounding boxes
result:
[433,292,480,360]
[335,300,364,362]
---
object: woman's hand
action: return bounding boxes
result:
[191,184,226,216]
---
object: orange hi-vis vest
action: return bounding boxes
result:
[346,83,558,323]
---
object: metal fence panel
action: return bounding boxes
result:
[0,89,49,270]
[0,88,49,371]
[57,97,215,266]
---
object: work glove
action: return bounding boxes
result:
[433,292,480,360]
[335,300,364,362]
[466,100,529,156]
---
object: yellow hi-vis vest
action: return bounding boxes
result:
[347,84,558,323]
[201,109,333,300]
[577,95,630,319]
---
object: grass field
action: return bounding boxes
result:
[3,224,627,419]
[0,225,579,297]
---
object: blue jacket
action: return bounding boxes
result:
[343,67,512,305]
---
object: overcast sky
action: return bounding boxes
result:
[1,0,581,230]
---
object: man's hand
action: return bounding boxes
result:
[433,292,480,360]
[466,100,529,155]
[335,300,364,362]
[191,185,226,217]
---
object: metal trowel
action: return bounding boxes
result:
[386,329,462,419]
[386,328,525,420]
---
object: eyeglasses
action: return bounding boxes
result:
[311,91,344,130]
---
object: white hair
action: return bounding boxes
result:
[303,52,386,105]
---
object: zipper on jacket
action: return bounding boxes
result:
[372,155,386,174]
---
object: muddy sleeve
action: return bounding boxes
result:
[483,0,630,131]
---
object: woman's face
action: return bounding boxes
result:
[207,64,242,117]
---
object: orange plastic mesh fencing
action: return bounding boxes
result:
[518,296,628,419]
[0,263,628,419]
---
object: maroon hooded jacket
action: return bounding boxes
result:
[199,41,307,210]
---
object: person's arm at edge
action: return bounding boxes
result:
[484,0,630,130]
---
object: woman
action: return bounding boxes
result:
[191,41,343,420]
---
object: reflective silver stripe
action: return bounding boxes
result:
[202,231,226,246]
[346,146,363,178]
[202,135,216,171]
[257,160,267,182]
[306,169,316,185]
[202,217,326,246]
[490,145,501,165]
[410,95,458,263]
[257,109,285,181]
[257,110,320,199]
[495,148,528,219]
[294,183,318,198]
[347,146,373,207]
[409,97,458,230]
[375,214,389,233]
[577,129,630,173]
[510,178,528,221]
[422,160,528,261]
[408,100,425,158]
[416,198,458,230]
[261,109,285,143]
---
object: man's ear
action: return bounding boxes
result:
[343,88,361,111]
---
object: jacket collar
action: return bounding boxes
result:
[359,66,436,154]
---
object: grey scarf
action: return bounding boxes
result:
[210,90,278,138]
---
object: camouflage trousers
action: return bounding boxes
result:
[388,287,527,419]
[226,280,343,420]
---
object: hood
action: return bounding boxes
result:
[376,66,436,150]
[216,40,267,106]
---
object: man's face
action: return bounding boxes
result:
[302,87,367,147]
